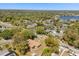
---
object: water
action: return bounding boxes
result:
[60,16,79,20]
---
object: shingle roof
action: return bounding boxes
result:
[27,39,41,48]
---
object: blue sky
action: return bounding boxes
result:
[0,3,79,10]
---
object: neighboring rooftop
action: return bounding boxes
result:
[0,50,16,56]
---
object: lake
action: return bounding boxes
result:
[60,16,79,20]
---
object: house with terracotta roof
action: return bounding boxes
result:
[27,39,41,51]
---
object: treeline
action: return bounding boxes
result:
[63,21,79,48]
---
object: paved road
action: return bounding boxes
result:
[60,40,79,56]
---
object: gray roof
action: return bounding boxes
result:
[0,50,16,56]
[0,50,10,56]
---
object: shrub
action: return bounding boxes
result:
[42,48,52,56]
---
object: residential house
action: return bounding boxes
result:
[27,39,41,52]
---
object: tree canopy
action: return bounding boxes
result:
[0,29,15,40]
[45,36,59,53]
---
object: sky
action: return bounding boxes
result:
[0,3,79,10]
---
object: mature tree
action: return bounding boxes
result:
[21,29,36,39]
[45,36,59,53]
[0,29,14,40]
[12,32,29,55]
[12,29,36,55]
[36,26,46,34]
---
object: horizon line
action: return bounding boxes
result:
[0,9,79,11]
